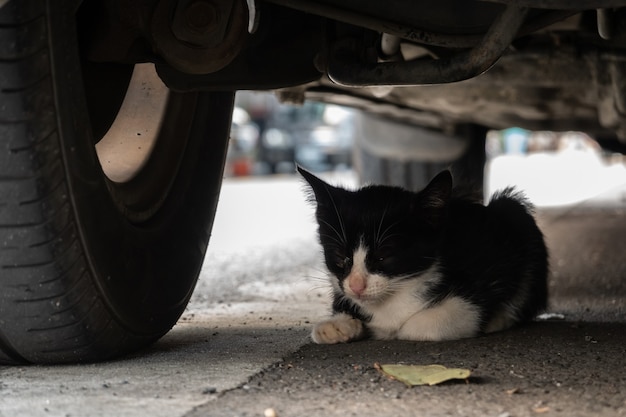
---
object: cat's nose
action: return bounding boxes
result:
[348,273,367,297]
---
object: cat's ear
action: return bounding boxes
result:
[297,165,341,207]
[415,170,452,228]
[419,170,453,209]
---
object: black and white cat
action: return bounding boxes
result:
[299,167,548,344]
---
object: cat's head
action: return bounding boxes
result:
[299,167,452,305]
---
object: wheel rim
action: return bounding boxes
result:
[95,64,169,184]
[81,59,199,223]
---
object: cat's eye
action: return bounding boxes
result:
[371,253,393,271]
[337,256,352,269]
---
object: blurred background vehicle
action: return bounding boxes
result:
[227,93,355,175]
[225,106,260,176]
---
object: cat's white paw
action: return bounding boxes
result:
[311,314,363,344]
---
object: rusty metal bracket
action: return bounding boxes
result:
[326,5,528,87]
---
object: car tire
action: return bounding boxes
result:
[0,0,234,364]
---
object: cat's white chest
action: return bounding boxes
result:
[357,265,481,341]
[361,275,435,339]
[336,246,481,341]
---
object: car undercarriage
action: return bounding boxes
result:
[83,0,626,144]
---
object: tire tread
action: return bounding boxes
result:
[0,0,103,363]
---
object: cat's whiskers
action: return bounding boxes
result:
[375,206,389,245]
[303,281,334,302]
[307,282,333,294]
[319,219,346,245]
[308,264,330,274]
[386,271,431,288]
[377,232,403,247]
[323,187,348,244]
[376,219,402,247]
[304,273,330,286]
[319,232,345,246]
[302,263,334,291]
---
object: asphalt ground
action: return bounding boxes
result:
[1,160,625,417]
[188,203,626,417]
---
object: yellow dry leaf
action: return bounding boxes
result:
[378,364,471,386]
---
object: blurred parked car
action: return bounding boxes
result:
[294,104,355,172]
[258,101,355,173]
